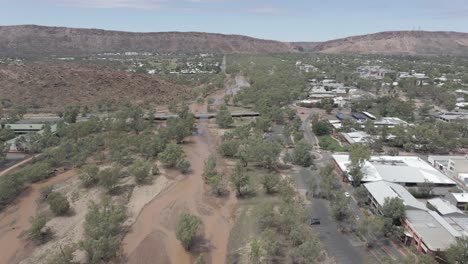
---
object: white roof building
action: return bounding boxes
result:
[427,198,465,216]
[374,117,408,127]
[450,193,468,204]
[341,131,372,144]
[364,181,427,211]
[328,119,342,130]
[333,155,456,186]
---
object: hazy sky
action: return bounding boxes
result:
[1,0,468,41]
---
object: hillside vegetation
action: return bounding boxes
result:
[0,62,192,111]
[0,25,298,57]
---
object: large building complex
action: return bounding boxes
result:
[363,181,468,256]
[333,155,457,187]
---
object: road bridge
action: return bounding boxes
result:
[152,111,260,120]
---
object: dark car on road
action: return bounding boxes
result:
[309,217,321,225]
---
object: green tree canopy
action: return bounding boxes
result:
[382,197,405,225]
[176,213,202,250]
[292,140,314,167]
[216,105,233,129]
[445,236,468,264]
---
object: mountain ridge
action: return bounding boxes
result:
[1,25,468,56]
[0,25,299,56]
[312,30,468,55]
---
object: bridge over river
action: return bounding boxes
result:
[152,111,260,120]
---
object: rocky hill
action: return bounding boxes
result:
[0,25,299,57]
[0,62,191,111]
[312,31,468,55]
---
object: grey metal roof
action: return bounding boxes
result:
[427,198,464,216]
[4,124,45,130]
[450,193,468,203]
[364,181,427,211]
[405,209,458,252]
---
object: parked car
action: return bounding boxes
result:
[344,192,351,198]
[309,217,321,225]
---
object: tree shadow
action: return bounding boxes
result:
[190,235,215,255]
[109,184,135,196]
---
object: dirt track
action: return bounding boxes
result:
[122,121,237,264]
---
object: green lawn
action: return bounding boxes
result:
[318,135,346,152]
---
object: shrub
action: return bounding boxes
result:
[218,140,239,158]
[39,186,54,202]
[176,213,202,250]
[129,160,152,185]
[47,244,77,264]
[78,164,99,188]
[292,140,313,167]
[312,121,330,136]
[47,192,70,216]
[216,105,233,129]
[98,166,121,192]
[80,198,126,263]
[176,159,191,174]
[261,173,281,194]
[28,214,50,244]
[152,164,160,176]
[0,174,24,210]
[160,144,185,168]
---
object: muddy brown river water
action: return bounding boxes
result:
[123,122,237,264]
[0,170,75,264]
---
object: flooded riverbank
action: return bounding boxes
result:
[0,170,76,264]
[122,122,237,264]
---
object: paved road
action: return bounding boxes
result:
[0,153,31,175]
[293,107,408,263]
[291,156,367,264]
[286,107,367,263]
[302,109,317,145]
